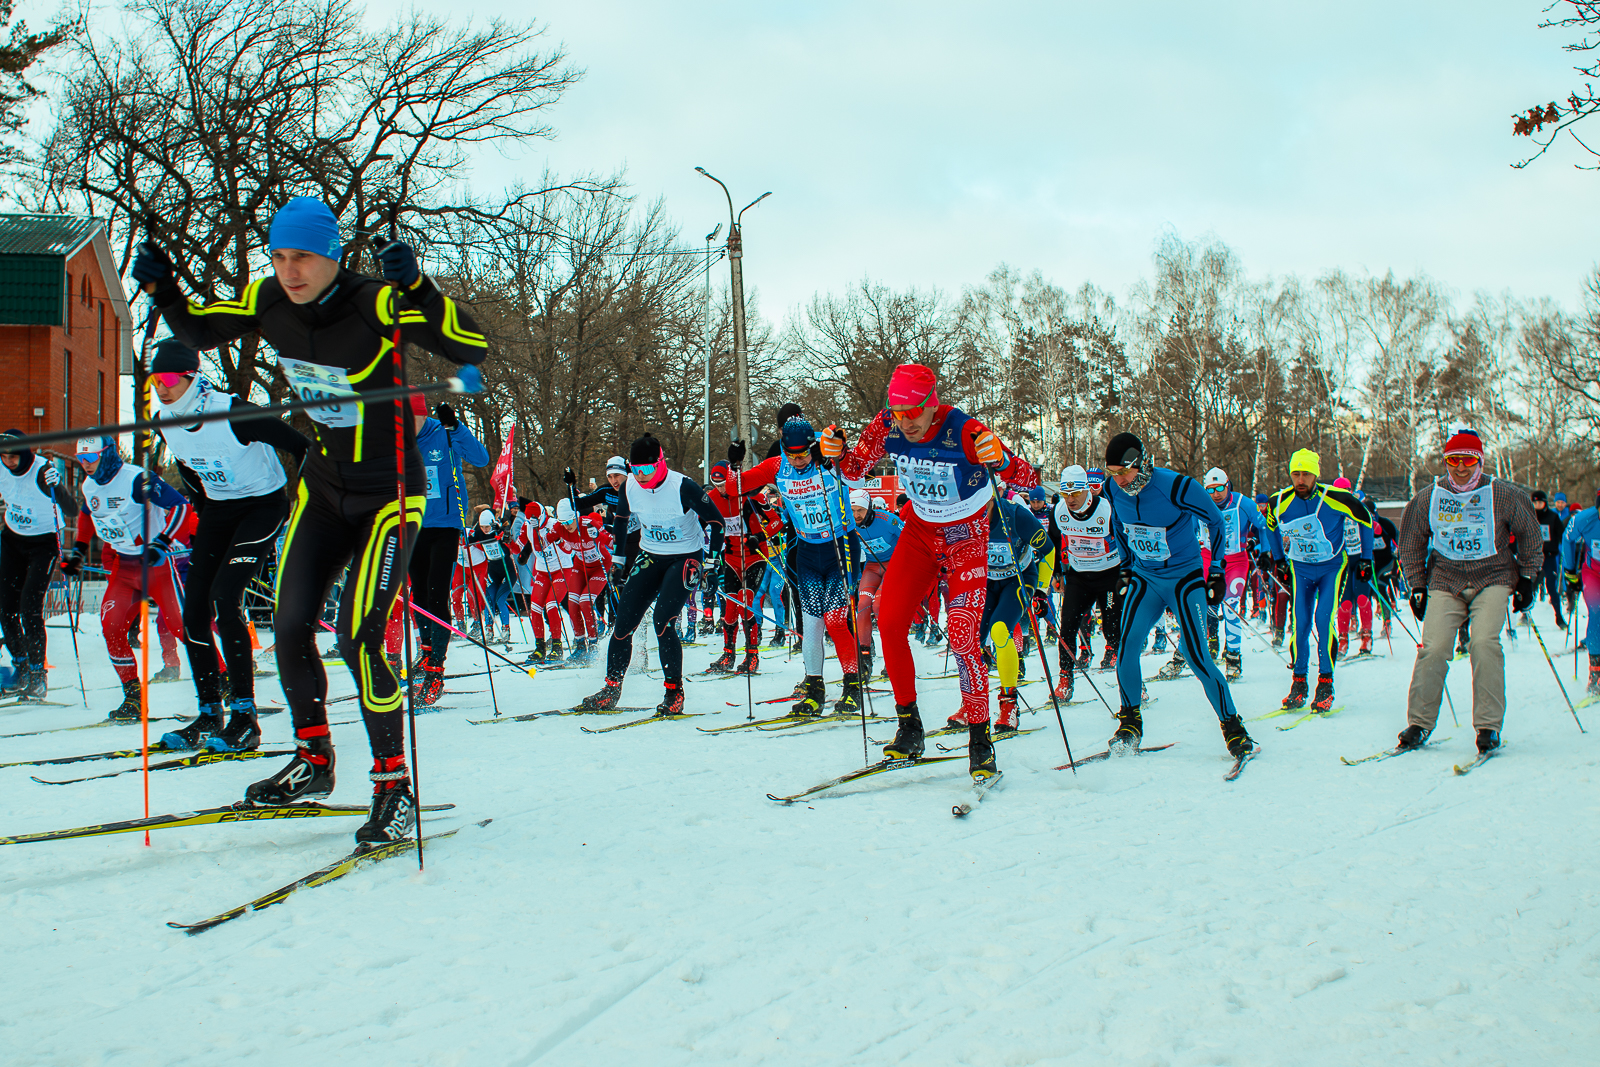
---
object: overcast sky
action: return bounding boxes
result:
[348,0,1599,323]
[23,0,1599,323]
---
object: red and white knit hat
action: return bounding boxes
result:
[1442,426,1484,461]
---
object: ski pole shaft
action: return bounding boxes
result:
[1528,617,1586,732]
[405,601,536,674]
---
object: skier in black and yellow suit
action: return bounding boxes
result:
[134,197,487,845]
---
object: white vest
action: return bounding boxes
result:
[628,470,705,555]
[1054,495,1122,572]
[1429,480,1496,562]
[0,456,63,537]
[159,387,287,500]
[83,463,167,555]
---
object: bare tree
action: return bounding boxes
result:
[1512,1,1600,168]
[0,0,76,166]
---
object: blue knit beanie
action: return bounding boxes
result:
[268,197,343,260]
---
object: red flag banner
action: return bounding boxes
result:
[490,425,516,512]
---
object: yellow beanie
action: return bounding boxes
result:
[1289,448,1321,476]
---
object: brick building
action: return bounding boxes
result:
[0,215,133,445]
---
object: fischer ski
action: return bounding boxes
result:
[1275,706,1343,731]
[169,819,491,935]
[953,772,1002,816]
[1224,749,1257,781]
[1453,749,1499,775]
[580,712,705,734]
[466,706,652,725]
[767,755,966,803]
[1339,737,1452,765]
[0,743,183,769]
[700,713,809,733]
[31,749,295,785]
[936,727,1042,752]
[1054,742,1176,770]
[1,801,456,846]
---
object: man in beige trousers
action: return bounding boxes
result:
[1396,427,1540,756]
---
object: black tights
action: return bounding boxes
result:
[0,528,57,668]
[182,492,288,703]
[604,551,700,687]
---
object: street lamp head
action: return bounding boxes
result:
[706,223,722,243]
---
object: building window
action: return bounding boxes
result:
[98,371,105,423]
[64,350,72,430]
[64,273,71,335]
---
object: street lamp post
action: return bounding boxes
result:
[695,167,770,445]
[701,223,721,483]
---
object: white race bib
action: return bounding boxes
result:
[1279,514,1335,564]
[278,357,359,428]
[898,456,961,504]
[1123,523,1170,563]
[1428,483,1495,562]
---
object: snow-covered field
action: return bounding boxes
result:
[3,602,1596,1066]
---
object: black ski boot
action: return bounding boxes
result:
[1270,626,1285,649]
[107,678,143,724]
[244,734,336,806]
[859,649,874,682]
[579,677,623,711]
[416,663,445,706]
[1111,705,1142,753]
[706,627,736,673]
[1223,650,1242,680]
[734,643,760,675]
[792,675,826,717]
[151,662,180,683]
[833,672,862,715]
[1396,724,1432,750]
[884,702,925,759]
[1076,642,1091,670]
[656,682,686,717]
[968,721,998,781]
[206,699,262,753]
[564,638,593,666]
[1154,651,1186,680]
[20,663,47,701]
[767,627,787,650]
[160,701,224,749]
[1220,714,1255,758]
[521,636,547,667]
[1476,728,1501,754]
[1310,674,1335,712]
[924,622,945,647]
[355,755,416,849]
[1281,673,1308,709]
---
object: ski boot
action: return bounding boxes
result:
[1076,641,1091,670]
[1455,628,1469,657]
[1222,650,1242,680]
[1588,654,1600,697]
[1099,648,1117,672]
[994,687,1020,736]
[355,755,416,848]
[415,663,446,706]
[791,675,826,717]
[734,645,760,675]
[1476,728,1501,755]
[910,621,927,644]
[1154,651,1186,681]
[522,636,548,667]
[1336,633,1348,659]
[1053,670,1073,701]
[244,734,336,805]
[1396,724,1432,750]
[1310,674,1335,712]
[1045,623,1058,642]
[1150,629,1168,654]
[206,699,261,753]
[924,622,945,647]
[705,647,736,674]
[502,622,514,649]
[1208,632,1220,660]
[884,702,925,759]
[1110,705,1142,754]
[160,700,224,749]
[465,618,483,642]
[833,672,862,716]
[767,627,787,651]
[107,678,142,723]
[1270,626,1285,649]
[1380,620,1391,640]
[655,682,686,717]
[858,649,874,682]
[18,664,47,701]
[1220,714,1255,758]
[1281,674,1308,710]
[547,635,565,660]
[968,721,998,781]
[579,677,623,711]
[385,651,403,678]
[564,638,593,666]
[1357,629,1373,656]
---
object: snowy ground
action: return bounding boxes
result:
[2,600,1597,1066]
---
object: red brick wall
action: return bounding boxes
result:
[0,244,121,450]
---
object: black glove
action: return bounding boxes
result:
[1205,571,1224,607]
[517,545,531,566]
[699,553,721,593]
[1410,588,1428,621]
[1356,559,1372,582]
[434,403,457,429]
[376,239,421,287]
[131,240,175,292]
[59,548,84,577]
[727,439,746,466]
[1274,559,1292,588]
[1116,566,1134,597]
[1566,570,1581,594]
[144,535,172,567]
[1512,575,1534,613]
[563,466,575,486]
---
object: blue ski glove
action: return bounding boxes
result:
[376,239,421,287]
[453,364,482,394]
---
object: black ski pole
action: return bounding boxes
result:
[818,460,870,762]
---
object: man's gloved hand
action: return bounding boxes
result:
[131,240,176,292]
[376,239,421,287]
[1205,571,1225,607]
[1410,588,1428,621]
[699,553,722,593]
[59,548,83,578]
[1566,570,1581,594]
[1355,559,1372,582]
[143,536,172,567]
[727,439,746,466]
[434,403,457,429]
[973,429,1005,467]
[1512,574,1535,613]
[1274,559,1292,588]
[1117,566,1134,598]
[563,466,575,486]
[819,425,845,459]
[42,464,60,488]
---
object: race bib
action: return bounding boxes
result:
[1342,517,1362,555]
[1067,534,1112,562]
[1123,523,1170,562]
[724,513,745,537]
[186,456,234,489]
[1428,484,1495,562]
[484,541,503,560]
[644,526,682,544]
[97,519,129,543]
[425,465,442,501]
[987,541,1016,573]
[898,455,962,503]
[1221,509,1241,553]
[1279,514,1335,564]
[278,356,359,428]
[6,503,39,533]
